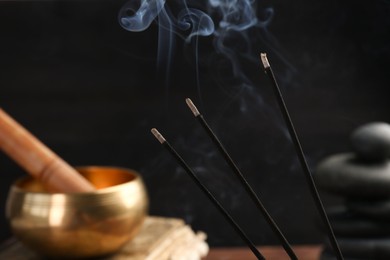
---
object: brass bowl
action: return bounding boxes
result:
[6,166,149,259]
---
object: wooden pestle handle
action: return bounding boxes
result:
[0,108,95,193]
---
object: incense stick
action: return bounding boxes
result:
[260,53,344,260]
[185,99,297,260]
[151,128,265,260]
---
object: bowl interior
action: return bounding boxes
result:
[15,166,138,193]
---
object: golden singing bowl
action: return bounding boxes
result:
[6,166,149,259]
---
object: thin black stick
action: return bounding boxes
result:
[260,53,343,260]
[151,128,265,260]
[185,99,297,260]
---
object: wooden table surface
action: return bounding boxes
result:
[1,236,322,260]
[204,246,322,260]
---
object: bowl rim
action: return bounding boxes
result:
[9,165,143,196]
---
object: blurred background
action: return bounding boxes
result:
[0,0,389,247]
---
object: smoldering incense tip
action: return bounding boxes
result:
[151,128,166,144]
[185,98,201,117]
[260,53,270,69]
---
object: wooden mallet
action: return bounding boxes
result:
[0,108,95,193]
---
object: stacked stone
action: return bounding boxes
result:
[314,122,390,260]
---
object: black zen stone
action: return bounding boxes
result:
[347,199,390,220]
[326,207,390,237]
[324,237,390,259]
[315,153,390,198]
[350,122,390,162]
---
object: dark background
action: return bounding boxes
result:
[0,0,389,247]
